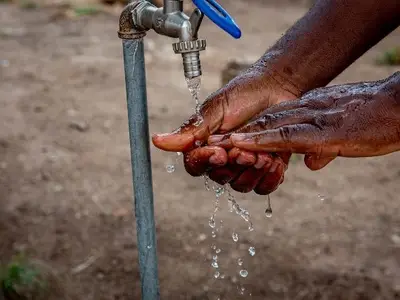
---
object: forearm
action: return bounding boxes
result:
[260,0,400,96]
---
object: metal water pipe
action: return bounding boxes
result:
[118,1,241,298]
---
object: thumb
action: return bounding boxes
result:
[152,90,226,152]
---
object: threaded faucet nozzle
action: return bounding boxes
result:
[182,52,201,79]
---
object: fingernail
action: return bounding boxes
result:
[208,135,225,144]
[230,134,247,142]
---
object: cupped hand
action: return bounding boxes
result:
[152,65,299,152]
[221,73,400,170]
[152,64,300,193]
[185,131,291,195]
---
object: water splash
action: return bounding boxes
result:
[227,187,254,231]
[238,286,245,295]
[248,247,256,256]
[165,164,175,173]
[204,175,210,191]
[239,270,248,278]
[165,152,182,174]
[232,232,239,242]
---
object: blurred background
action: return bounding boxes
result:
[0,0,400,299]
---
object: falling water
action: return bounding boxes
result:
[183,75,257,297]
[185,76,203,120]
[265,194,273,218]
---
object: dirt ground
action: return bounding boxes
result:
[1,1,400,299]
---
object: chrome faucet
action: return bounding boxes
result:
[119,0,241,79]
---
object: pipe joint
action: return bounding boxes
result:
[118,0,147,39]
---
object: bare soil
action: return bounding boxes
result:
[1,1,400,299]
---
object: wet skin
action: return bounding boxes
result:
[153,0,400,195]
[211,72,400,170]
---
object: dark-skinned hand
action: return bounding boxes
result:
[152,64,300,194]
[210,73,400,171]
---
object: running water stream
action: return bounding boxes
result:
[184,76,260,297]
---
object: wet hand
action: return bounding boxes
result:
[152,66,299,194]
[184,138,291,195]
[223,73,400,170]
[152,65,299,152]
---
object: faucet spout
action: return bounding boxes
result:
[130,0,207,79]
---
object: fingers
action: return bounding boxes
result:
[207,149,263,185]
[152,91,227,152]
[254,162,285,195]
[228,148,257,165]
[229,167,267,193]
[184,146,228,176]
[304,155,336,170]
[208,108,316,150]
[208,165,246,186]
[231,124,331,155]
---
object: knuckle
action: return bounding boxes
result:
[312,114,329,129]
[278,126,293,143]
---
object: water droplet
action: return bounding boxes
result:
[318,193,325,201]
[216,248,221,254]
[265,194,272,218]
[195,140,202,147]
[248,224,254,232]
[220,273,225,279]
[147,245,152,249]
[211,231,216,238]
[248,247,256,256]
[214,187,225,198]
[203,175,210,191]
[213,255,218,261]
[237,258,243,266]
[237,285,245,295]
[209,217,216,228]
[232,232,239,242]
[214,271,220,279]
[165,164,175,173]
[211,244,216,250]
[239,269,248,277]
[211,261,219,268]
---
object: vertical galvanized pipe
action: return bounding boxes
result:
[122,38,161,300]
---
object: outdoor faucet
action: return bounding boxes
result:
[119,0,241,79]
[118,1,241,299]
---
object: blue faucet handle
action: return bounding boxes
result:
[192,0,242,39]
